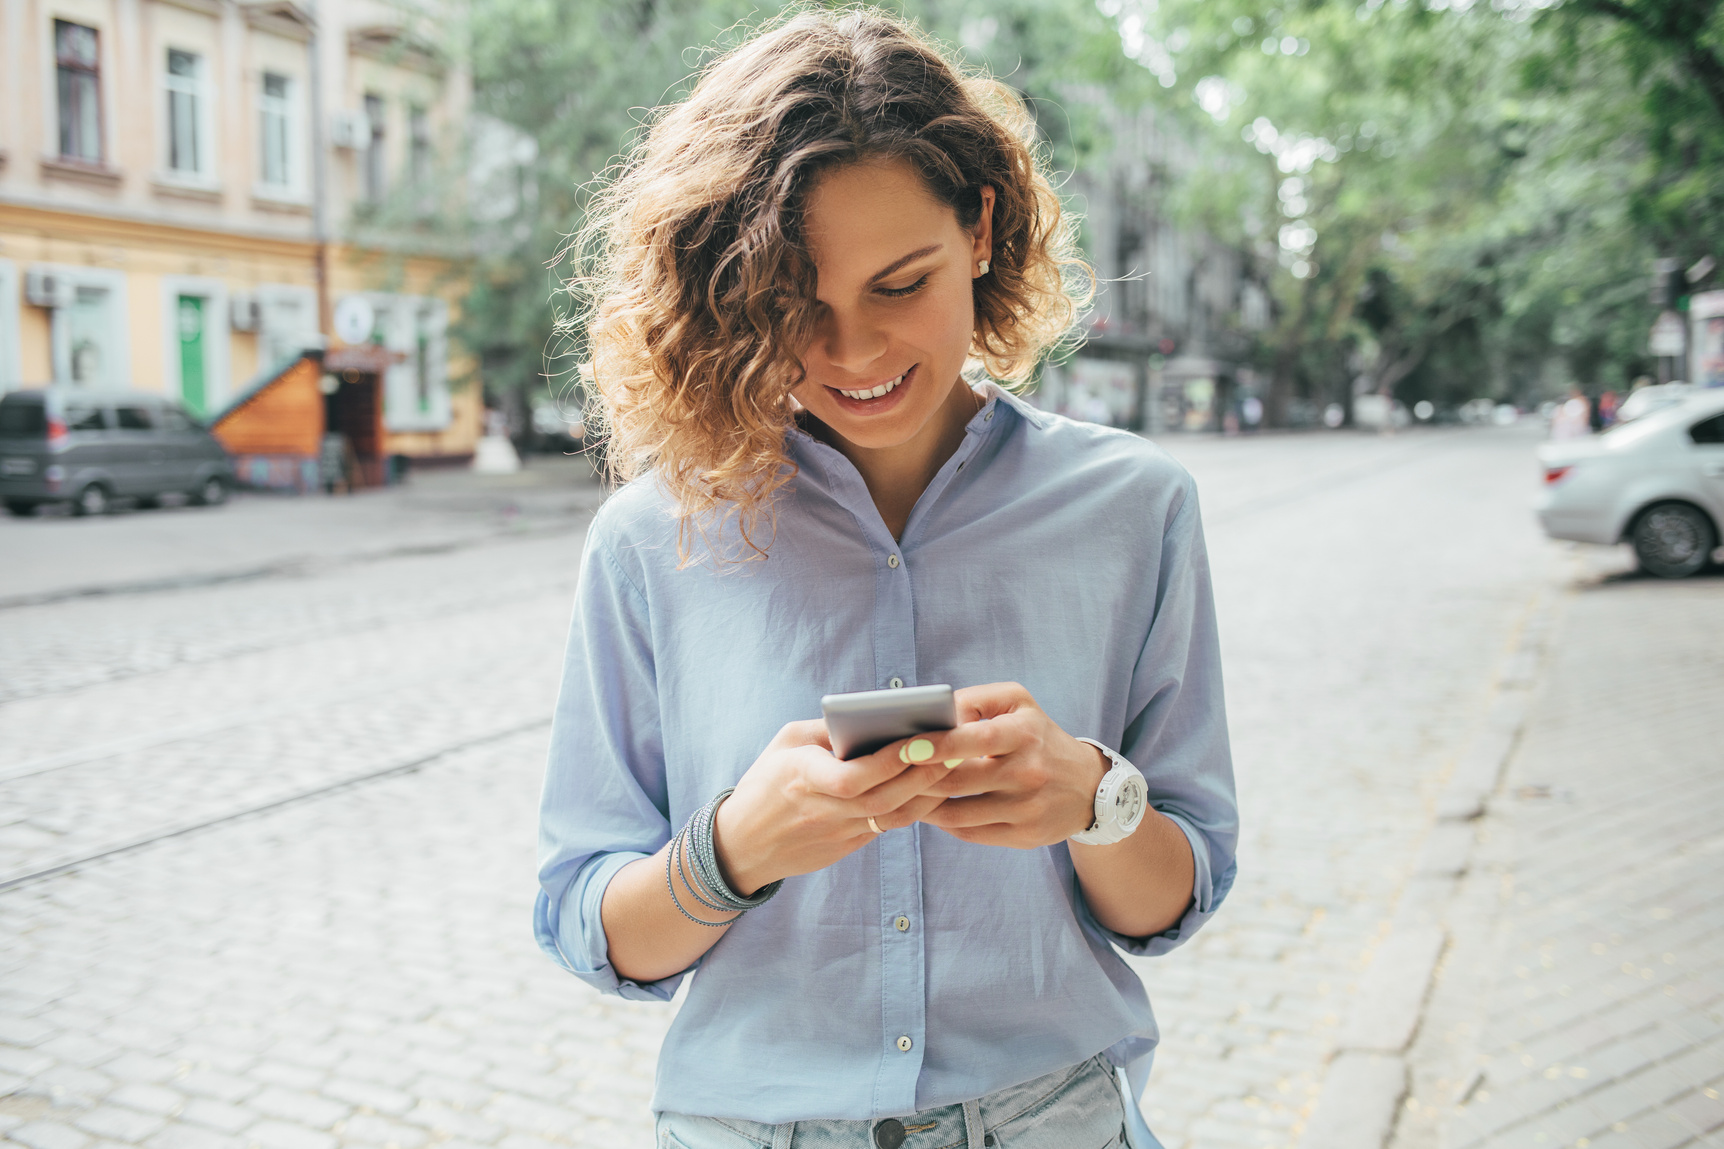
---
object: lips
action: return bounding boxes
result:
[826,364,917,415]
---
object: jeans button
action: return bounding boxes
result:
[873,1118,906,1149]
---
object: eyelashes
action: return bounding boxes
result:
[876,275,930,299]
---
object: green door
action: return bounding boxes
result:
[177,295,206,414]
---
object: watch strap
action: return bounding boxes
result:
[1070,738,1146,846]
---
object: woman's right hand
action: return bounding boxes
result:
[713,720,953,896]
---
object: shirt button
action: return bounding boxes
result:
[896,1035,913,1052]
[984,410,994,421]
[894,915,910,932]
[888,677,903,689]
[887,553,900,568]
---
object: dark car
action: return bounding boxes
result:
[0,388,236,516]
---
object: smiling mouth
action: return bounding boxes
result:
[835,373,905,402]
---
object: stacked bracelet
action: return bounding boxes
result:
[665,787,783,927]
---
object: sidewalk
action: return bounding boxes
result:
[1397,568,1724,1148]
[0,454,603,608]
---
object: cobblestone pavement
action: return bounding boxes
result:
[1392,572,1724,1149]
[0,425,1584,1149]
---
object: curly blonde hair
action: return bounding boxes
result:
[569,7,1087,560]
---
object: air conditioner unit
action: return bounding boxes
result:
[230,292,261,332]
[329,110,370,150]
[24,269,74,309]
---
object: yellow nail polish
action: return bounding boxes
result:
[944,758,963,769]
[906,739,934,763]
[898,745,910,764]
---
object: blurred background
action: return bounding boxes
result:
[1,0,1721,1147]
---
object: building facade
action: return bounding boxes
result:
[0,0,480,462]
[1034,100,1274,433]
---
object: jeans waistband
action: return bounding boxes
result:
[657,1054,1124,1149]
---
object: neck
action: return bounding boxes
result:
[815,377,983,540]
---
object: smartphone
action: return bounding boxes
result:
[821,684,957,761]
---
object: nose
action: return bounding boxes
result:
[814,304,887,376]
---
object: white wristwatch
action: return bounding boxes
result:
[1069,738,1148,846]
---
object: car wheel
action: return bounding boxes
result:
[190,476,229,506]
[4,499,37,518]
[71,483,112,517]
[1631,502,1717,579]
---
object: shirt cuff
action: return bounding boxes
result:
[1090,807,1237,958]
[533,850,690,1002]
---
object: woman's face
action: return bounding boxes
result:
[793,157,993,451]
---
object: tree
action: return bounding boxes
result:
[447,0,1152,436]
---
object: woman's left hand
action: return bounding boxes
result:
[906,682,1107,849]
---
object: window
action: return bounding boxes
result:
[1691,413,1724,445]
[364,93,386,201]
[415,312,431,412]
[260,72,293,187]
[55,21,102,163]
[158,406,193,432]
[0,401,48,438]
[68,286,113,386]
[65,405,107,431]
[409,105,431,186]
[166,49,204,174]
[114,405,157,431]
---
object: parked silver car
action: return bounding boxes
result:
[0,388,235,517]
[1535,389,1724,577]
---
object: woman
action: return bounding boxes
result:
[535,11,1238,1148]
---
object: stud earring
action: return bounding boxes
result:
[977,260,990,276]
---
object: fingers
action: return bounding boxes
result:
[856,757,957,816]
[801,739,915,800]
[919,792,1027,830]
[914,762,1011,799]
[897,710,1032,768]
[865,792,947,833]
[953,681,1034,723]
[773,719,834,751]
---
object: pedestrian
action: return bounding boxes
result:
[1550,387,1592,439]
[1598,390,1618,428]
[534,12,1238,1149]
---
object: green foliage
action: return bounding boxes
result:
[446,0,1724,420]
[1143,0,1724,409]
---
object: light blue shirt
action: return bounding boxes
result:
[535,384,1238,1123]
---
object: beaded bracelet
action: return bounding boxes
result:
[664,788,783,927]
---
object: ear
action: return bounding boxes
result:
[971,185,996,272]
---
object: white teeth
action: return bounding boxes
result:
[839,374,904,401]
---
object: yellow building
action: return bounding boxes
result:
[0,0,482,468]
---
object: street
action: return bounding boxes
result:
[1,426,1719,1149]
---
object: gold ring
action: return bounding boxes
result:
[868,817,883,834]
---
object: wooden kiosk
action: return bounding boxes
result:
[210,346,398,492]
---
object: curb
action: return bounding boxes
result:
[1296,593,1559,1149]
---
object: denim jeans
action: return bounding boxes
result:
[656,1054,1128,1149]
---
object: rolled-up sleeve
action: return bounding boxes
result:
[1086,478,1240,958]
[534,523,687,1001]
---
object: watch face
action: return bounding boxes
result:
[1111,775,1147,830]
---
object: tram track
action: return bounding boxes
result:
[0,570,579,707]
[0,716,551,895]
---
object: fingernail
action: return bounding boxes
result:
[944,758,964,769]
[898,745,910,764]
[906,739,934,763]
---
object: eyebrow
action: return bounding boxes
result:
[866,244,943,286]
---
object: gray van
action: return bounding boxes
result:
[0,388,235,516]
